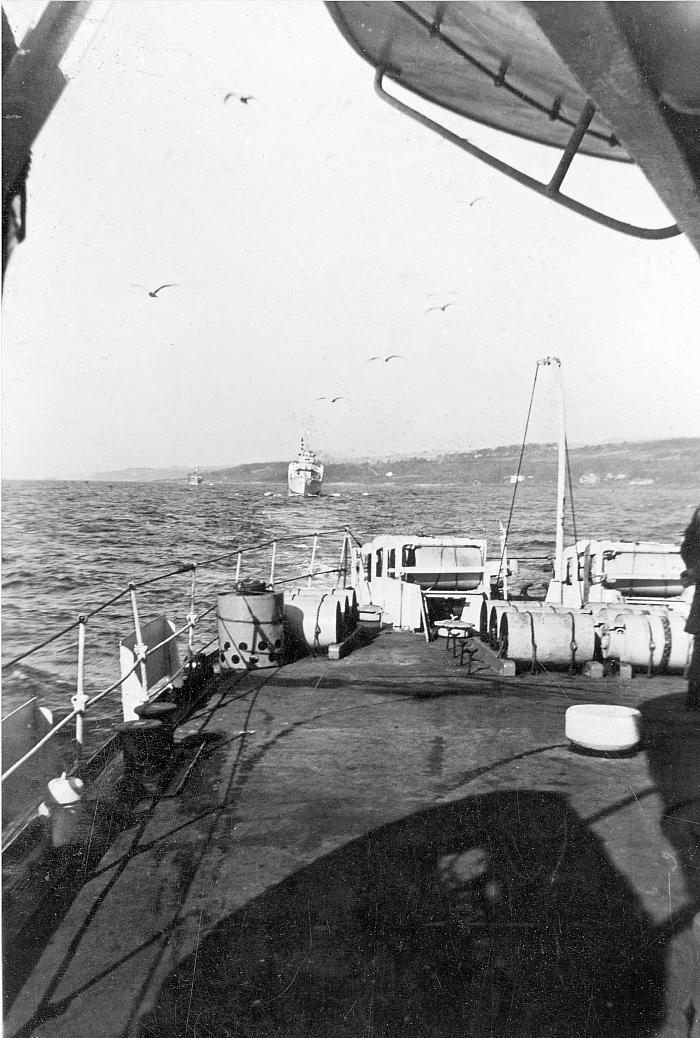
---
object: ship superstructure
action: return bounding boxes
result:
[287,438,324,497]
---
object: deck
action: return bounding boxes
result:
[4,631,700,1038]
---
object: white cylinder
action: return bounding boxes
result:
[47,774,84,848]
[565,704,642,753]
[488,603,514,648]
[289,587,357,629]
[499,610,595,667]
[601,611,692,672]
[286,592,343,650]
[479,598,491,641]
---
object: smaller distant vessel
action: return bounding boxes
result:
[288,438,324,497]
[187,468,203,486]
[579,472,599,485]
[629,478,654,486]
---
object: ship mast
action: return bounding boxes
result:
[541,357,567,602]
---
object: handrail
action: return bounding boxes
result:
[2,526,358,673]
[1,526,360,789]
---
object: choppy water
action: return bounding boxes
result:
[1,478,696,745]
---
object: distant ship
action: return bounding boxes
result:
[187,468,203,486]
[288,438,324,497]
[579,472,599,485]
[630,478,654,486]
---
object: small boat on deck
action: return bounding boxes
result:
[287,437,324,497]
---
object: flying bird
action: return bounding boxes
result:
[425,302,459,313]
[224,92,255,104]
[368,354,403,363]
[316,396,348,403]
[456,196,486,207]
[132,283,178,298]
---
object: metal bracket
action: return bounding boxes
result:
[374,70,680,241]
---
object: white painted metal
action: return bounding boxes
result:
[119,614,180,720]
[286,592,343,649]
[565,704,642,752]
[47,774,84,848]
[601,611,692,672]
[499,610,595,667]
[217,590,285,670]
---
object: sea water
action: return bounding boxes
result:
[1,478,696,743]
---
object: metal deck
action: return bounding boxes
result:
[4,631,699,1037]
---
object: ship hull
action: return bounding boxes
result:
[287,464,323,497]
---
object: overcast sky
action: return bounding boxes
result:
[2,0,699,479]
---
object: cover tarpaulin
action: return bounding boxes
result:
[327,1,629,160]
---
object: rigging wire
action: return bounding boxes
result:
[496,363,541,589]
[564,436,583,606]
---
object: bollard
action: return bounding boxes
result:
[47,773,84,847]
[118,718,173,781]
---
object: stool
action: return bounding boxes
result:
[457,638,479,673]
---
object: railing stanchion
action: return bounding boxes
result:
[337,532,349,587]
[71,614,88,761]
[187,565,197,653]
[308,534,319,588]
[129,583,149,695]
[270,541,277,585]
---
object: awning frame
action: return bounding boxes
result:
[375,69,680,241]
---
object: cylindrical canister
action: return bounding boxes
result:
[289,586,358,627]
[218,585,285,670]
[284,591,343,650]
[601,611,692,672]
[499,610,595,668]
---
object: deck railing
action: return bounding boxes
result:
[1,526,360,790]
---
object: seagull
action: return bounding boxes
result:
[224,92,255,104]
[456,196,486,207]
[368,354,403,363]
[425,302,459,313]
[132,283,178,298]
[316,396,348,403]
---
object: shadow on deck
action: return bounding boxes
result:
[138,790,666,1038]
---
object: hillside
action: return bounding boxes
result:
[92,438,699,486]
[200,438,699,487]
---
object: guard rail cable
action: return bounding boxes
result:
[1,526,358,788]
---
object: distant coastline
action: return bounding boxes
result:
[83,437,700,487]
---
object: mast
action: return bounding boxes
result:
[541,357,566,601]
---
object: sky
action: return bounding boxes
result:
[2,0,699,479]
